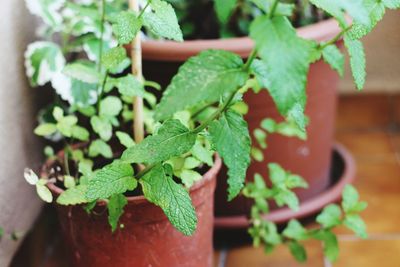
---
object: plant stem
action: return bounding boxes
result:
[243,49,258,71]
[129,0,145,144]
[268,0,280,19]
[319,26,351,50]
[98,0,106,72]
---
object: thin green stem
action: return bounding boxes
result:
[243,49,258,71]
[64,144,71,176]
[98,0,106,72]
[136,163,156,179]
[319,26,351,50]
[97,71,109,110]
[268,0,280,19]
[138,0,152,19]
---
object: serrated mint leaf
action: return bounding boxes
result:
[108,194,128,232]
[91,116,112,141]
[283,220,308,241]
[34,123,57,136]
[288,241,307,262]
[342,184,360,213]
[26,0,64,27]
[209,110,251,200]
[57,185,88,205]
[111,11,142,45]
[56,115,78,137]
[63,62,100,84]
[287,103,308,132]
[102,47,127,70]
[348,0,386,40]
[191,140,214,167]
[99,96,123,117]
[140,164,197,235]
[155,50,248,121]
[70,78,98,107]
[275,189,300,211]
[143,0,183,41]
[110,74,145,97]
[344,214,368,239]
[88,139,113,158]
[122,119,196,164]
[344,35,366,90]
[383,0,400,9]
[313,230,339,262]
[322,44,345,77]
[317,204,342,228]
[214,0,237,24]
[25,41,65,87]
[309,0,370,27]
[116,131,135,148]
[250,16,313,125]
[86,162,136,201]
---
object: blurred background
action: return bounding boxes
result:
[0,0,399,266]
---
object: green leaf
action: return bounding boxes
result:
[342,184,363,213]
[111,75,145,97]
[250,16,313,126]
[316,204,342,228]
[322,44,345,76]
[254,128,267,149]
[344,35,366,90]
[288,241,307,262]
[57,185,88,205]
[24,41,65,86]
[88,139,113,158]
[91,116,112,141]
[383,0,400,9]
[209,110,251,200]
[214,0,237,24]
[108,194,128,232]
[111,11,142,45]
[309,0,370,28]
[143,0,183,41]
[344,214,368,239]
[155,50,248,121]
[71,125,90,141]
[140,164,197,235]
[63,175,76,189]
[250,0,295,16]
[34,123,57,136]
[348,0,386,40]
[99,96,123,117]
[283,220,308,241]
[180,169,203,188]
[116,131,135,148]
[56,115,78,137]
[86,162,137,201]
[26,0,64,27]
[70,79,98,107]
[313,230,339,262]
[36,182,53,203]
[102,47,127,70]
[63,62,100,84]
[191,140,214,167]
[122,119,196,164]
[24,169,39,185]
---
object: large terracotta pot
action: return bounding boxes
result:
[142,19,341,220]
[45,156,222,267]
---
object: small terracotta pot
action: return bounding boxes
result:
[45,156,222,267]
[141,18,342,220]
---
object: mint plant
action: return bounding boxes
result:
[23,0,399,263]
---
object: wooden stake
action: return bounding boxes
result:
[129,0,145,143]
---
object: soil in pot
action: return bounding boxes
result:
[141,19,343,220]
[45,155,222,267]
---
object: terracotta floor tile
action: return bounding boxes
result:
[214,251,221,267]
[391,95,400,126]
[336,95,392,131]
[225,241,324,267]
[333,239,400,267]
[335,131,397,161]
[334,160,400,235]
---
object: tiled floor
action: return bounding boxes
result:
[10,94,400,267]
[212,94,400,267]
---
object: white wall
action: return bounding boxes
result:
[0,0,43,266]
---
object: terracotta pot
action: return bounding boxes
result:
[142,18,342,220]
[45,156,222,267]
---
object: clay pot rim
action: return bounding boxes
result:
[45,150,222,206]
[214,142,356,229]
[142,18,341,61]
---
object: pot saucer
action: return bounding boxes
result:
[214,143,355,229]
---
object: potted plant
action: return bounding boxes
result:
[22,0,395,266]
[140,0,400,224]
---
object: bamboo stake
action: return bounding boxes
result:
[129,0,145,143]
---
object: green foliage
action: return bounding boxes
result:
[122,120,196,164]
[63,62,100,84]
[143,0,183,41]
[101,47,128,70]
[316,204,342,228]
[288,241,307,262]
[86,162,137,201]
[214,0,237,24]
[383,0,400,9]
[344,35,366,90]
[57,185,88,205]
[140,164,197,235]
[108,194,128,232]
[116,131,135,148]
[209,110,251,200]
[250,16,313,130]
[111,11,142,45]
[89,139,113,158]
[154,50,248,121]
[322,44,345,77]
